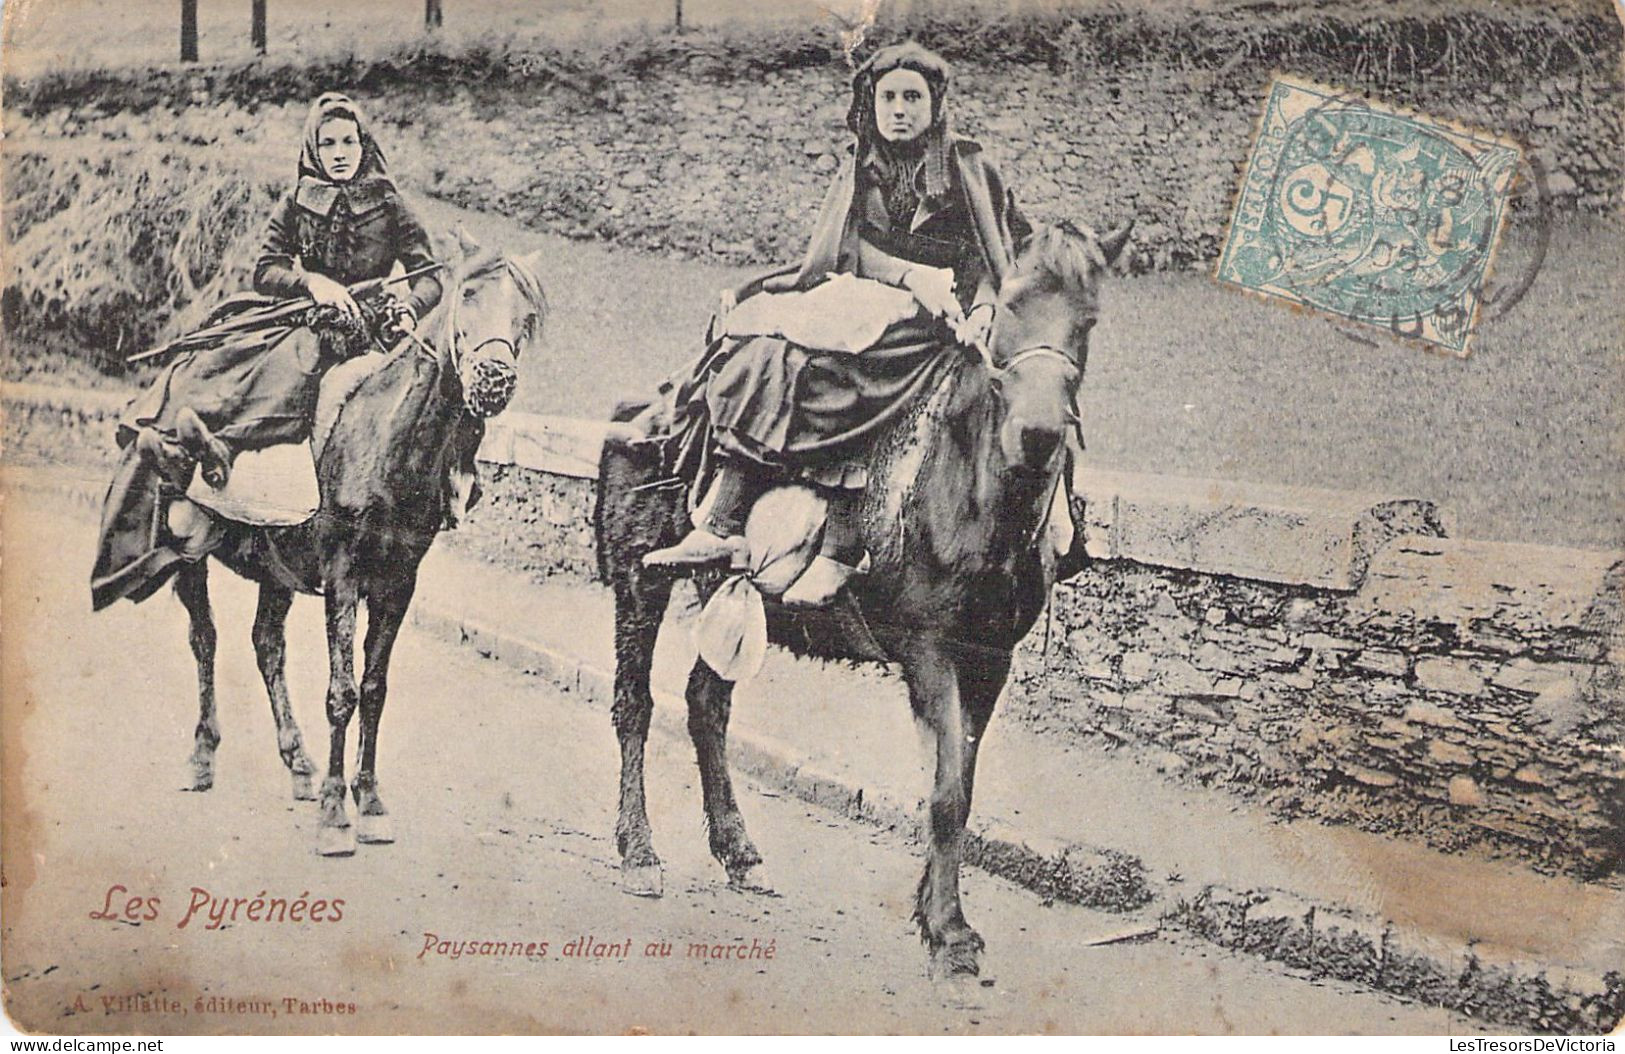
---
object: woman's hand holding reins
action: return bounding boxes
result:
[902,265,963,327]
[956,303,995,358]
[379,302,417,346]
[305,272,362,322]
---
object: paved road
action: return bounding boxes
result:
[2,482,1481,1034]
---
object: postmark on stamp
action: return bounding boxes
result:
[1216,76,1522,356]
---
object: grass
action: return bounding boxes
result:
[6,0,1615,112]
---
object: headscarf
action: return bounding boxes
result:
[846,42,954,203]
[297,92,389,186]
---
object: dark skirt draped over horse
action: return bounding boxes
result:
[660,140,1029,486]
[91,313,333,611]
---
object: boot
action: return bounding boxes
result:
[642,461,764,570]
[782,488,866,609]
[175,408,232,488]
[642,526,749,569]
[135,426,194,485]
[782,554,860,609]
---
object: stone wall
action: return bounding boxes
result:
[1011,527,1624,878]
[456,411,1624,879]
[7,5,1618,275]
[5,383,1619,878]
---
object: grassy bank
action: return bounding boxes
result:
[7,0,1617,114]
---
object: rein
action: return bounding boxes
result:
[402,265,518,371]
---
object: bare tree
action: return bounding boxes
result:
[181,0,199,61]
[252,0,267,54]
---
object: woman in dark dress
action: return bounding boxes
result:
[127,91,442,482]
[92,92,443,609]
[645,42,1032,607]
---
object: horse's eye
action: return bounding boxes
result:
[462,287,478,302]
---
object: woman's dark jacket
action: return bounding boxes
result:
[255,174,442,321]
[687,137,1031,480]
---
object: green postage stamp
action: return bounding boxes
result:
[1217,76,1522,355]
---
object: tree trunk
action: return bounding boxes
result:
[180,0,199,61]
[674,0,683,31]
[251,0,267,54]
[425,0,443,30]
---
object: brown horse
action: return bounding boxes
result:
[595,221,1129,976]
[170,233,546,856]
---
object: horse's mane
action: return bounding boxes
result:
[1014,221,1106,308]
[425,248,550,354]
[863,221,1104,566]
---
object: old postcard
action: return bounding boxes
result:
[3,0,1621,1037]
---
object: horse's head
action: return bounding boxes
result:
[987,220,1131,473]
[425,227,549,418]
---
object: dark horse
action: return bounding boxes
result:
[165,233,546,856]
[595,221,1129,976]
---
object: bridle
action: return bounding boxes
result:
[989,341,1086,555]
[993,343,1080,380]
[402,261,521,377]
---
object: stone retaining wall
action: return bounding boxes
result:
[5,383,1619,878]
[460,409,1624,879]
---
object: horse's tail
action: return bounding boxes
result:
[594,419,651,585]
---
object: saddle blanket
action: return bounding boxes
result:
[186,442,318,526]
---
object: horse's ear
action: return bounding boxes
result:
[1098,220,1134,268]
[454,225,483,257]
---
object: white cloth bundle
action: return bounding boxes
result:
[722,273,922,354]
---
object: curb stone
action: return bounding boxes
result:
[411,602,1625,1035]
[1171,883,1624,1033]
[4,454,1619,1034]
[408,604,1157,918]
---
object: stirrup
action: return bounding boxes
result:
[781,554,863,610]
[643,528,749,569]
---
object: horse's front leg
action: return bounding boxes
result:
[902,638,983,977]
[317,561,361,857]
[686,656,763,888]
[175,561,219,792]
[953,646,1009,830]
[612,572,671,897]
[351,577,415,846]
[252,583,317,801]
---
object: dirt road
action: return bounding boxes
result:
[1,482,1482,1035]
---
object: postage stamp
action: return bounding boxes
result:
[1216,76,1522,355]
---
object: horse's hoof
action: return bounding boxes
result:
[356,813,395,845]
[316,824,356,857]
[929,932,985,980]
[621,863,664,898]
[184,761,214,792]
[291,772,316,801]
[726,863,777,895]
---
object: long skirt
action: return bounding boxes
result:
[694,312,956,485]
[92,323,331,610]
